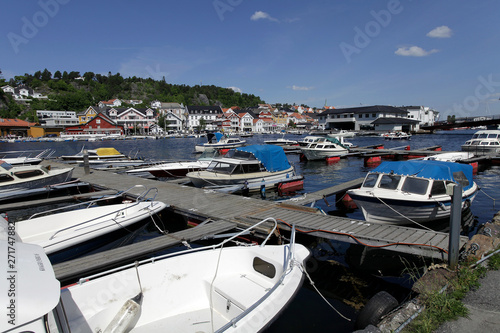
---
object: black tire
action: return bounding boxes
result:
[355,291,398,330]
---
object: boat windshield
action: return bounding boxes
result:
[378,174,401,190]
[401,177,429,195]
[206,161,237,174]
[363,173,379,188]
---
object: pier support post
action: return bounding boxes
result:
[448,183,462,269]
[83,149,90,175]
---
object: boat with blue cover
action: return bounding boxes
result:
[347,160,478,225]
[187,144,300,189]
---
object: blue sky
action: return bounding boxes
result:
[2,0,500,118]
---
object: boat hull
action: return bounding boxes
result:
[195,141,246,152]
[187,167,296,188]
[348,185,478,225]
[300,148,348,160]
[56,243,310,333]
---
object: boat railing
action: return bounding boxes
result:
[76,217,282,285]
[47,186,160,241]
[28,185,158,220]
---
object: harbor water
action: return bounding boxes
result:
[3,130,499,332]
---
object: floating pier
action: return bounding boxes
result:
[32,160,470,283]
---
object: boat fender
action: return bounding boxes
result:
[305,257,318,273]
[103,293,143,333]
[354,291,398,330]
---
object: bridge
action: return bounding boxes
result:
[422,115,500,131]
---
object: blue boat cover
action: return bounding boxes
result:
[235,145,291,172]
[214,132,224,142]
[371,160,474,191]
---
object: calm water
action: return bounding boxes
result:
[4,130,499,332]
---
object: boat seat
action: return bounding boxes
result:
[212,273,273,311]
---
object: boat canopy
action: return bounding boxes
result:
[207,132,225,143]
[234,145,291,172]
[95,147,122,156]
[325,137,347,149]
[371,160,474,191]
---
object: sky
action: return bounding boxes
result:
[2,0,500,118]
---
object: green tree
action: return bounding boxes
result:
[41,68,52,81]
[54,70,62,80]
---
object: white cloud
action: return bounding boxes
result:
[395,46,439,57]
[291,85,314,91]
[227,86,242,93]
[250,11,279,22]
[427,25,453,38]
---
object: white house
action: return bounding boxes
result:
[237,112,254,132]
[98,99,122,108]
[163,111,183,131]
[150,100,162,109]
[402,106,439,127]
[1,85,15,94]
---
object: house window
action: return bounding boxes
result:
[372,113,376,117]
[359,114,363,118]
[96,119,101,124]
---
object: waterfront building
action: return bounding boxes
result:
[107,107,156,135]
[186,105,223,132]
[62,112,123,137]
[36,110,79,127]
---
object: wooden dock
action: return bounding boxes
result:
[34,160,470,279]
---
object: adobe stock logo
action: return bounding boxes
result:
[7,0,71,54]
[212,0,242,22]
[339,0,405,64]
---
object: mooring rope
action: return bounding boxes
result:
[298,261,351,321]
[478,188,497,209]
[373,195,435,231]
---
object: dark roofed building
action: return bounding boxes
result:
[318,105,411,131]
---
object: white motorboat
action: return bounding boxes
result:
[461,129,500,155]
[195,132,246,152]
[126,150,220,178]
[347,160,479,225]
[0,161,73,195]
[327,129,356,138]
[15,186,167,262]
[300,137,349,160]
[187,145,299,189]
[0,148,54,165]
[381,132,412,140]
[264,133,299,147]
[3,218,310,333]
[422,152,474,162]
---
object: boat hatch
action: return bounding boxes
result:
[401,177,429,195]
[253,257,276,279]
[14,169,44,179]
[0,161,13,171]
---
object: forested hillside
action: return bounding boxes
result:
[0,69,265,121]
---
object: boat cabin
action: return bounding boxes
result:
[0,161,50,183]
[205,149,264,174]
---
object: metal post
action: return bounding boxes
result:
[83,149,90,175]
[448,183,462,269]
